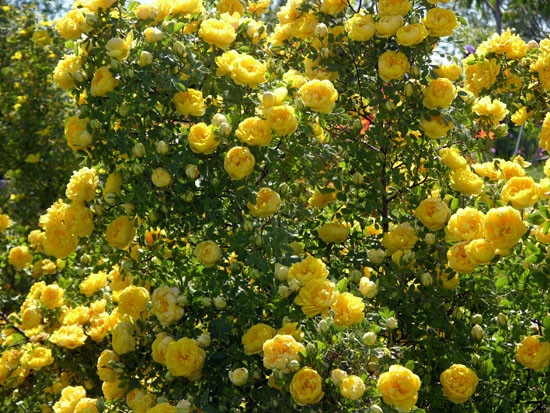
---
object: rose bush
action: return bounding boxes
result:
[0,0,549,412]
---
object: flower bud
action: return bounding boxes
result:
[177,295,188,306]
[80,254,91,265]
[254,234,262,247]
[497,312,508,327]
[288,359,301,372]
[404,82,414,97]
[359,277,377,298]
[419,272,433,286]
[452,306,465,320]
[349,269,362,283]
[89,119,101,130]
[331,369,348,386]
[385,101,395,111]
[320,47,330,58]
[370,405,383,413]
[363,332,377,346]
[317,319,329,334]
[183,164,199,180]
[213,296,227,309]
[218,122,232,136]
[471,324,484,340]
[118,104,129,117]
[278,182,290,195]
[288,278,301,292]
[527,40,539,50]
[201,297,212,307]
[228,368,248,386]
[262,91,277,107]
[278,285,290,298]
[243,220,254,233]
[471,313,483,325]
[184,191,194,203]
[156,140,169,154]
[274,263,289,281]
[249,268,261,279]
[132,142,145,158]
[176,399,193,413]
[197,333,211,348]
[314,23,328,38]
[133,164,144,175]
[138,50,153,66]
[144,27,163,42]
[352,172,364,185]
[173,40,186,56]
[424,233,436,245]
[212,113,228,126]
[386,317,398,330]
[367,249,386,265]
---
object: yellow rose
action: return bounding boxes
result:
[319,0,347,15]
[80,271,108,297]
[247,187,281,218]
[171,0,205,16]
[265,104,298,136]
[396,23,428,46]
[382,222,418,253]
[477,29,528,59]
[151,286,184,327]
[308,189,337,208]
[375,15,403,38]
[434,63,463,81]
[103,171,122,200]
[106,37,130,60]
[331,291,365,327]
[199,18,236,49]
[147,403,177,413]
[165,338,206,378]
[118,285,150,321]
[224,146,256,180]
[447,241,477,274]
[79,0,117,12]
[440,364,479,404]
[112,321,136,355]
[0,213,11,232]
[40,283,64,309]
[188,123,219,154]
[55,9,90,40]
[66,166,98,203]
[445,207,485,242]
[345,12,375,42]
[511,106,532,126]
[97,349,119,382]
[500,176,539,209]
[49,325,87,349]
[450,167,483,195]
[42,226,79,259]
[288,255,329,284]
[299,79,338,114]
[53,54,83,90]
[423,78,456,109]
[102,378,127,401]
[125,388,157,413]
[472,96,508,126]
[217,0,245,14]
[378,0,411,15]
[194,240,222,267]
[419,114,453,139]
[378,50,410,82]
[152,333,175,365]
[262,334,305,373]
[340,374,366,400]
[516,335,550,371]
[215,50,240,76]
[317,222,349,243]
[134,4,158,20]
[90,66,118,97]
[105,216,135,249]
[463,56,500,96]
[377,365,421,412]
[415,198,451,231]
[53,386,86,413]
[242,323,276,355]
[465,238,495,264]
[424,7,458,37]
[20,345,54,371]
[294,278,336,317]
[483,206,527,250]
[151,167,172,188]
[64,116,92,151]
[230,54,267,87]
[236,117,272,146]
[173,89,206,117]
[439,147,467,170]
[8,246,33,269]
[289,367,324,406]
